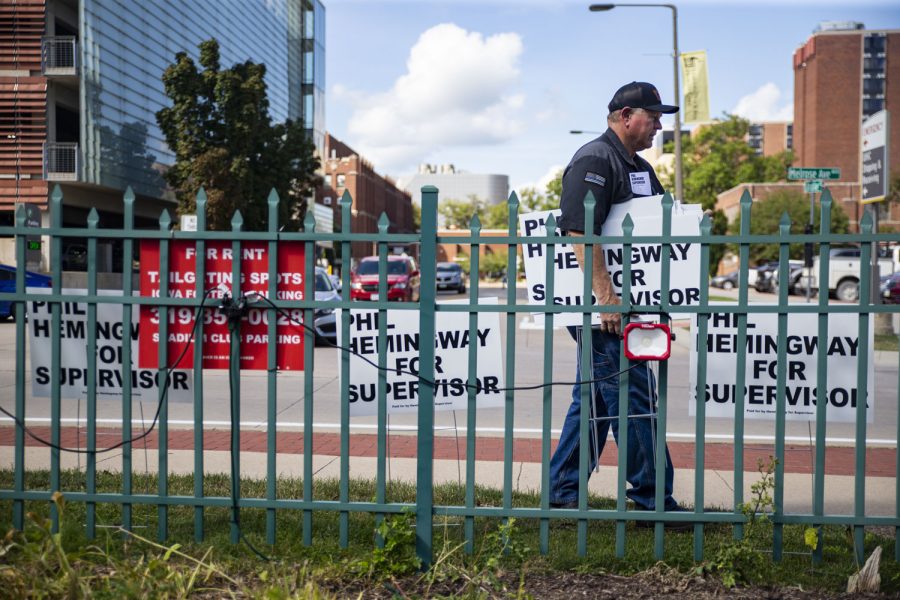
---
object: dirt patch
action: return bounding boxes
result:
[330,563,895,599]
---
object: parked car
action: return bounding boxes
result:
[769,261,805,295]
[881,272,900,305]
[62,244,87,271]
[436,261,466,293]
[710,271,738,290]
[350,255,420,302]
[0,264,52,320]
[797,246,896,302]
[313,266,340,345]
[753,262,779,293]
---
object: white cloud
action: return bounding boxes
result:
[340,23,525,173]
[731,83,793,122]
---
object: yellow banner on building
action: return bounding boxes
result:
[680,50,710,124]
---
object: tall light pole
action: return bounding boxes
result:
[589,3,683,202]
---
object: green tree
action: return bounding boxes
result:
[156,39,320,231]
[516,169,563,213]
[411,201,422,232]
[662,115,794,273]
[480,202,511,229]
[664,115,793,211]
[728,189,850,265]
[438,195,484,229]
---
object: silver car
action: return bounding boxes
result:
[436,261,467,293]
[313,267,340,344]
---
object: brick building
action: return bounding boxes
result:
[0,0,326,271]
[319,133,415,266]
[716,182,869,230]
[747,121,793,157]
[793,26,900,187]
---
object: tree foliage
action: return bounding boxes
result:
[438,196,485,229]
[437,170,564,230]
[661,115,795,273]
[664,115,794,211]
[438,195,513,230]
[728,189,850,265]
[156,39,320,231]
[517,169,563,214]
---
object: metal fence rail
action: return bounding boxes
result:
[0,185,898,567]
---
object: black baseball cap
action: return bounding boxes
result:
[608,81,679,114]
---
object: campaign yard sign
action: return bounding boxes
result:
[28,288,193,402]
[689,310,874,422]
[138,240,305,371]
[338,299,504,416]
[518,197,703,326]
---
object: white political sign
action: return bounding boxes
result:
[689,309,874,422]
[28,288,193,402]
[519,196,703,326]
[338,299,504,416]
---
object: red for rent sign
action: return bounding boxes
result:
[138,240,306,371]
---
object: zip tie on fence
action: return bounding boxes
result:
[0,287,218,455]
[255,294,648,392]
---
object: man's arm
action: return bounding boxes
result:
[569,231,622,336]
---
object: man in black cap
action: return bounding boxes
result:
[548,82,686,527]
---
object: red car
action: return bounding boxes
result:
[350,256,421,302]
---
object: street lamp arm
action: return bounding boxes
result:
[587,1,682,202]
[590,3,677,10]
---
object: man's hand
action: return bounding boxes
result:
[569,231,622,337]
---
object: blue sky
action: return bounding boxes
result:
[324,0,900,193]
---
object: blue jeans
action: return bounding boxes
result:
[549,326,676,510]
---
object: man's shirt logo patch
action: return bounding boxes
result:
[584,172,606,186]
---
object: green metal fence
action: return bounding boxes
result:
[1,184,899,567]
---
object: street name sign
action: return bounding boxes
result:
[788,167,841,180]
[803,180,824,193]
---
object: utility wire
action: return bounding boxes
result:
[0,289,216,454]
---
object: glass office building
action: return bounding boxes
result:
[60,0,325,200]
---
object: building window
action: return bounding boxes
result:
[863,98,884,117]
[863,77,884,96]
[336,174,345,188]
[324,174,332,187]
[864,56,886,71]
[864,34,886,54]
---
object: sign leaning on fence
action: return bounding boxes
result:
[338,299,504,416]
[138,240,306,371]
[689,309,874,422]
[519,197,703,326]
[28,288,194,402]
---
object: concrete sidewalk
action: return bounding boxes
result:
[3,425,897,517]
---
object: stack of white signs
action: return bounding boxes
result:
[518,195,704,327]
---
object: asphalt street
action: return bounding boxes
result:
[1,282,897,448]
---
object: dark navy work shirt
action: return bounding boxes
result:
[557,128,666,234]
